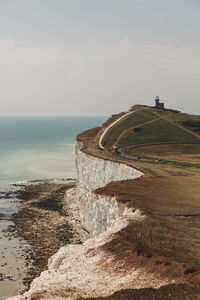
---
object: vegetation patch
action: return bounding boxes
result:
[128,143,200,164]
[95,176,200,270]
[117,119,200,147]
[77,106,200,299]
[78,282,200,300]
[181,120,200,132]
[92,175,200,299]
[102,110,157,149]
[96,176,200,217]
[124,215,200,268]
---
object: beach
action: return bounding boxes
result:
[0,116,106,299]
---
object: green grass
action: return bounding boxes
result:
[103,110,157,148]
[117,119,200,147]
[180,120,200,136]
[102,112,125,127]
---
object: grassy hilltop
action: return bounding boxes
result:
[77,105,200,299]
[102,106,200,166]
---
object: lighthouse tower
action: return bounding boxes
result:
[155,96,164,109]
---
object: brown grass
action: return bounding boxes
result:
[129,144,200,164]
[76,106,200,299]
[95,176,200,270]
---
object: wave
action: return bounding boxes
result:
[10,177,76,187]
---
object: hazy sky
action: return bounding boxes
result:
[0,0,200,116]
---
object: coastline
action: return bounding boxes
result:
[0,116,107,299]
[4,109,200,299]
[9,181,88,292]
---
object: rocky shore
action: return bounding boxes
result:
[6,106,200,299]
[10,182,89,291]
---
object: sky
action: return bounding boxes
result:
[0,0,200,116]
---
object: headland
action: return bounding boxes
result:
[8,102,200,300]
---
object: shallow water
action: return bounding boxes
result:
[0,116,106,299]
[0,187,29,300]
[0,217,28,299]
[0,116,106,183]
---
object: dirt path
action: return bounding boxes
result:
[114,109,200,152]
[113,115,161,148]
[115,110,200,168]
[115,110,200,150]
[152,110,200,139]
[99,108,143,149]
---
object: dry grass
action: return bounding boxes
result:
[78,282,200,300]
[95,176,200,269]
[93,176,200,299]
[76,106,200,299]
[96,176,200,215]
[129,143,200,164]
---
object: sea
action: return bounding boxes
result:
[0,116,106,300]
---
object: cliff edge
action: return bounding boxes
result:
[8,105,200,300]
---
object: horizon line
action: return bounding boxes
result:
[0,115,108,117]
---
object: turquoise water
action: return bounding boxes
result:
[0,116,106,299]
[0,116,106,185]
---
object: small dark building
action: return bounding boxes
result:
[155,96,164,109]
[133,127,142,132]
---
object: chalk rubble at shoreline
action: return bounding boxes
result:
[7,188,148,300]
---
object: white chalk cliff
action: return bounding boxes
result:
[8,141,178,300]
[76,141,143,237]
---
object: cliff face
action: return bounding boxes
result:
[8,141,145,300]
[76,141,143,236]
[9,138,190,300]
[7,108,200,300]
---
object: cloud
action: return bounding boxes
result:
[90,40,200,78]
[1,37,200,81]
[0,38,87,65]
